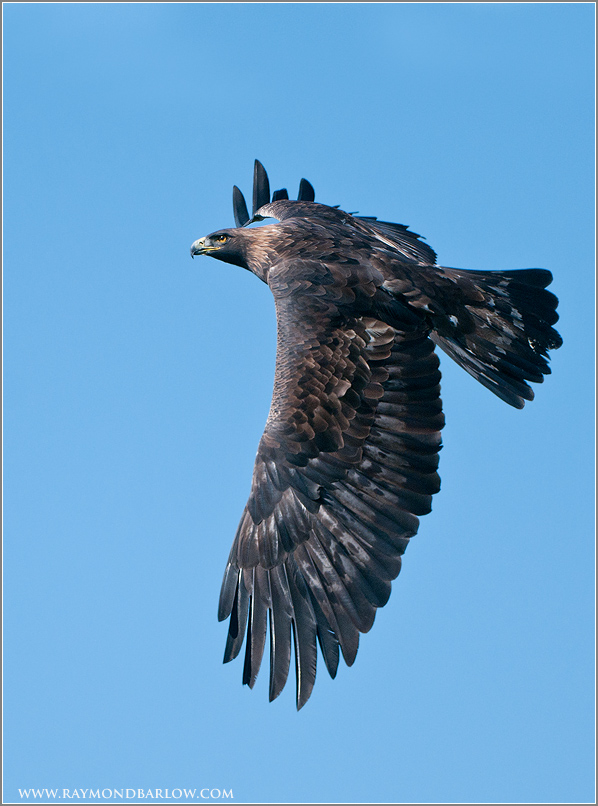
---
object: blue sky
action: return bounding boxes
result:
[3,3,594,804]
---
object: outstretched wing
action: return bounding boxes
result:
[218,257,444,709]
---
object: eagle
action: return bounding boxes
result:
[190,161,562,709]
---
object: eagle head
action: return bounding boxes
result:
[191,228,253,268]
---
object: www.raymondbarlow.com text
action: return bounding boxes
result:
[18,789,233,800]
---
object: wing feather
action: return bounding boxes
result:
[223,572,249,662]
[268,565,293,701]
[242,567,270,689]
[232,186,250,228]
[286,556,318,708]
[297,178,315,202]
[252,159,270,215]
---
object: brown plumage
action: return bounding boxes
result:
[190,160,562,709]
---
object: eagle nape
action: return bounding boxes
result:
[189,160,561,709]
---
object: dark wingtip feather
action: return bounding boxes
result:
[268,568,293,702]
[243,568,270,689]
[253,160,270,215]
[297,178,315,202]
[286,560,318,710]
[223,576,249,663]
[232,186,250,228]
[272,188,289,202]
[218,564,239,621]
[242,610,253,684]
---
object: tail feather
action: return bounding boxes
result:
[428,267,562,408]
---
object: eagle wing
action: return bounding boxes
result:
[218,255,444,709]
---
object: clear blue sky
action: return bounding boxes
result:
[4,3,594,804]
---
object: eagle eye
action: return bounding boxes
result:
[213,233,228,243]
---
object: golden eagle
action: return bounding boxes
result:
[190,161,561,709]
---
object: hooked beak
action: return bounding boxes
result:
[190,237,207,258]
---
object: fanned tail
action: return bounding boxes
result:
[426,267,562,408]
